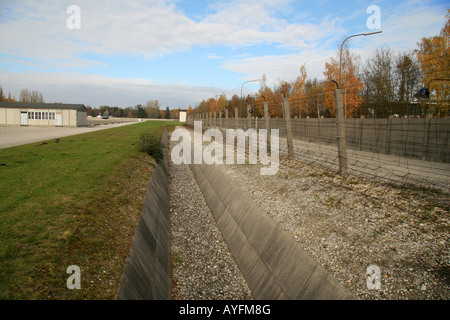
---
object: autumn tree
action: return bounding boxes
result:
[416,10,450,116]
[255,75,281,118]
[228,94,241,118]
[0,86,16,102]
[323,48,363,117]
[304,79,325,118]
[289,65,308,117]
[216,94,228,114]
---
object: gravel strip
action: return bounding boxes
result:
[220,156,449,300]
[168,136,253,300]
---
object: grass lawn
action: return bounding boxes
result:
[0,120,180,299]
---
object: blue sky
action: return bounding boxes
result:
[0,0,447,109]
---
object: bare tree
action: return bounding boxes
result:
[361,47,396,117]
[19,89,44,103]
[394,51,422,115]
[145,100,161,118]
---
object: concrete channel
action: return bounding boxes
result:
[117,129,353,300]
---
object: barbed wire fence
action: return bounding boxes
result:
[186,101,450,216]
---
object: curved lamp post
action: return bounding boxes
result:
[339,30,382,88]
[240,79,260,118]
[336,30,382,177]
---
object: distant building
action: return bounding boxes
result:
[179,109,187,122]
[0,102,87,127]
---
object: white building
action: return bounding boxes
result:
[179,109,187,122]
[0,102,87,127]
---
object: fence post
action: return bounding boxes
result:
[282,94,294,159]
[263,100,270,148]
[385,115,393,155]
[358,115,364,151]
[247,104,252,129]
[219,111,222,129]
[225,109,229,129]
[317,116,322,144]
[235,107,239,129]
[334,89,348,177]
[423,114,432,160]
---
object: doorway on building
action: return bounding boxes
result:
[55,112,63,126]
[20,111,28,126]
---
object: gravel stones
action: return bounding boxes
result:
[220,157,449,300]
[167,127,449,300]
[168,140,252,300]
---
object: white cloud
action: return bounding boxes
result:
[0,70,229,108]
[0,0,447,108]
[221,50,335,87]
[0,0,336,62]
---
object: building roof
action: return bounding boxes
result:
[0,102,87,111]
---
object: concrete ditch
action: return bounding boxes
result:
[117,128,353,300]
[189,162,354,300]
[116,130,171,300]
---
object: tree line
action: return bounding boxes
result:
[89,100,181,119]
[192,11,449,119]
[0,87,45,103]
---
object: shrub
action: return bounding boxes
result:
[138,133,164,163]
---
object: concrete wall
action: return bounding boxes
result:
[189,162,354,300]
[190,115,450,163]
[117,130,171,300]
[77,111,87,126]
[0,108,19,125]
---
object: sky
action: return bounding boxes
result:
[0,0,447,109]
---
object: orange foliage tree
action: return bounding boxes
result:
[323,48,363,117]
[416,10,450,116]
[288,65,307,117]
[255,75,283,118]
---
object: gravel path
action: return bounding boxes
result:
[168,137,253,300]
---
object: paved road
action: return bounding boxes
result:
[0,120,139,149]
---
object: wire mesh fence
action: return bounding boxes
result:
[187,112,450,198]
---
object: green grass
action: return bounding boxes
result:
[0,121,180,299]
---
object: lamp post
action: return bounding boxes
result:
[240,79,260,118]
[335,30,382,177]
[338,30,382,88]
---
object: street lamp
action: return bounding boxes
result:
[240,79,260,117]
[339,30,382,88]
[336,30,382,177]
